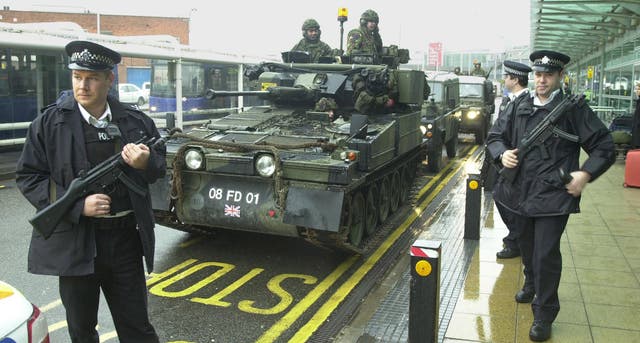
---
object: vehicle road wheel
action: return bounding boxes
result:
[137,97,145,106]
[364,185,379,236]
[427,148,443,173]
[445,133,458,158]
[389,170,401,213]
[378,177,391,223]
[347,192,365,247]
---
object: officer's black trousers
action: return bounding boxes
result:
[495,202,521,250]
[518,214,570,323]
[59,225,159,343]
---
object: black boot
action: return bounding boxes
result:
[529,320,552,341]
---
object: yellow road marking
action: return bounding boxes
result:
[40,299,62,312]
[48,320,68,333]
[287,147,476,342]
[255,255,358,343]
[99,330,118,342]
[179,236,205,248]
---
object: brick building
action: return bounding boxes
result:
[0,8,189,84]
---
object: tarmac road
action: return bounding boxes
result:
[0,140,475,342]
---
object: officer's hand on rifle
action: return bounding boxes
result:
[83,194,112,217]
[501,148,519,169]
[565,170,591,197]
[122,143,150,170]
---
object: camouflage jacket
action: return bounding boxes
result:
[346,27,383,56]
[470,67,487,77]
[291,39,332,63]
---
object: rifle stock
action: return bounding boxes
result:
[29,136,154,239]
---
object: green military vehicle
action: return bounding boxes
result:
[457,75,496,144]
[421,72,461,172]
[150,50,428,253]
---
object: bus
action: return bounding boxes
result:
[0,48,72,148]
[148,60,264,113]
[0,21,270,147]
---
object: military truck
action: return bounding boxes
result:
[421,72,461,172]
[150,51,428,253]
[457,75,496,144]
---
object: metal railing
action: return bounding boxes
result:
[591,106,628,127]
[0,122,29,146]
[0,108,240,147]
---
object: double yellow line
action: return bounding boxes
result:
[258,146,477,342]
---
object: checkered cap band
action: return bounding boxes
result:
[533,55,565,69]
[504,65,529,76]
[71,49,116,69]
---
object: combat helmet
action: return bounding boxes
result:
[302,18,321,41]
[360,9,379,26]
[302,18,320,31]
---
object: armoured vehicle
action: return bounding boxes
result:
[150,51,427,253]
[422,72,461,172]
[457,75,496,144]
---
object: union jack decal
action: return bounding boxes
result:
[224,204,241,218]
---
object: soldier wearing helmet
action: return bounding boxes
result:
[470,59,488,77]
[346,9,383,58]
[290,18,333,63]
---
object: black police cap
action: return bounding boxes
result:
[529,50,570,72]
[503,60,531,76]
[65,40,121,71]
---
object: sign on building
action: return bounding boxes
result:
[428,42,442,67]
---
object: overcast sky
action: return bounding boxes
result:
[3,0,530,60]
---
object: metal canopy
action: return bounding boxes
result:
[531,0,640,62]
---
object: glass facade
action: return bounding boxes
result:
[568,33,640,116]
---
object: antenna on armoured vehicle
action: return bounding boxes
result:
[338,7,348,55]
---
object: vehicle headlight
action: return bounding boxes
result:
[466,110,480,120]
[185,149,204,170]
[420,125,427,135]
[256,154,276,177]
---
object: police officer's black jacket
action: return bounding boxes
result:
[16,94,167,276]
[486,92,615,217]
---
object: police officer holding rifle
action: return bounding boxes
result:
[16,40,165,343]
[486,50,615,342]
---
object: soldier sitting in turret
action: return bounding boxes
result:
[346,9,383,60]
[470,59,487,77]
[290,19,333,63]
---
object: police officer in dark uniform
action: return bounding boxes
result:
[486,50,615,341]
[487,60,532,259]
[16,40,166,343]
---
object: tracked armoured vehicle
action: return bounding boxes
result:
[150,50,428,253]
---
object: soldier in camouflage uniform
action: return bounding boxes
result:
[346,9,383,58]
[470,59,488,77]
[290,19,333,63]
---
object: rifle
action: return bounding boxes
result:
[29,134,160,239]
[500,94,583,183]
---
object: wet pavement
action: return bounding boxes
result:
[336,153,640,343]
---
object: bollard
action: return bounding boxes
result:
[166,112,175,130]
[465,173,481,239]
[409,239,441,343]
